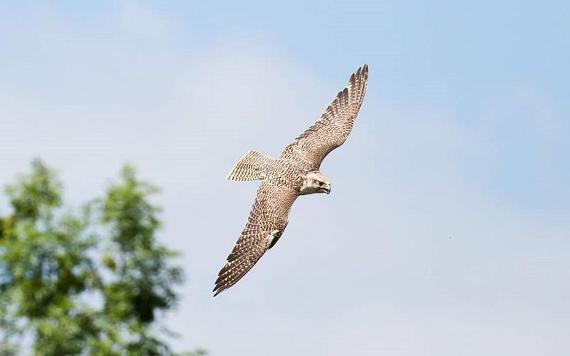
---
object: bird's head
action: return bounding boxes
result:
[300,171,331,195]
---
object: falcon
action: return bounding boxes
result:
[214,65,369,296]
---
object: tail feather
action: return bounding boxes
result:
[227,150,273,181]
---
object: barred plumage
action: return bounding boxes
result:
[227,150,273,181]
[213,65,369,296]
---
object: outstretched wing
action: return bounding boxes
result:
[213,182,298,296]
[280,65,368,169]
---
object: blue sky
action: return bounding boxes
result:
[1,1,569,355]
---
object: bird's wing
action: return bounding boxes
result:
[213,182,298,296]
[280,65,368,169]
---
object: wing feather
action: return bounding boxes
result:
[280,65,368,169]
[213,182,298,296]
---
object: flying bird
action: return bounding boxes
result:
[213,65,369,296]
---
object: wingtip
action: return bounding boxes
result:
[213,285,223,297]
[352,64,368,81]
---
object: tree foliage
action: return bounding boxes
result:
[0,160,196,355]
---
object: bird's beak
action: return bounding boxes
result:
[318,183,331,194]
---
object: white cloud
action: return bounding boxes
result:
[1,2,569,355]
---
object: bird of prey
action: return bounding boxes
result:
[213,65,369,296]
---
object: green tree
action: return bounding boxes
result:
[0,160,200,355]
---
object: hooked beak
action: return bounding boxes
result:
[323,184,331,194]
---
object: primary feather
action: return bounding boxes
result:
[213,65,369,296]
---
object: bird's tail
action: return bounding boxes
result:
[227,150,273,181]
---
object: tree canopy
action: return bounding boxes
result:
[0,160,201,355]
